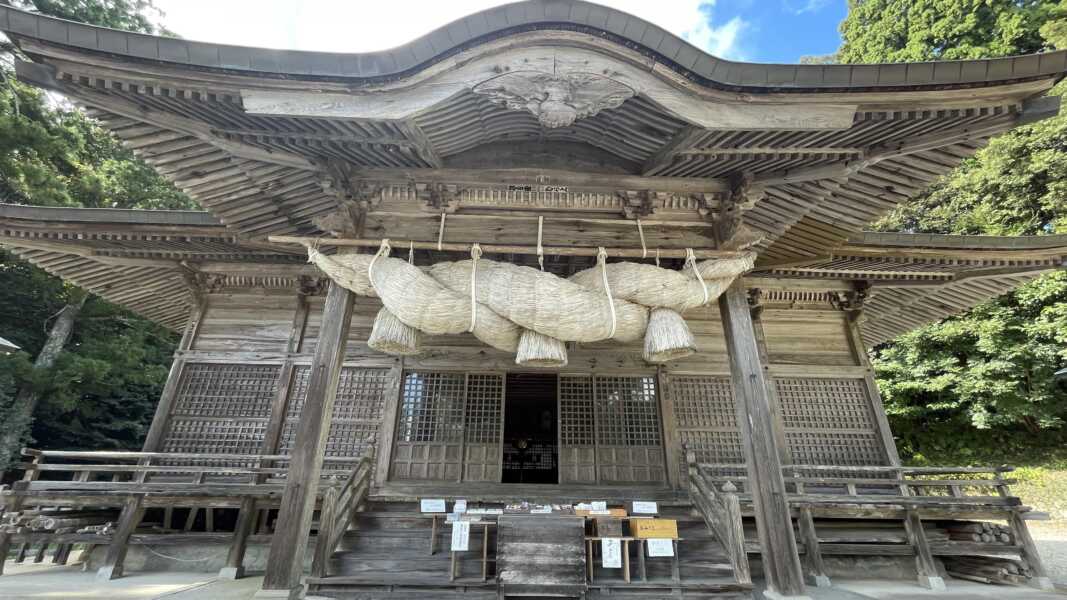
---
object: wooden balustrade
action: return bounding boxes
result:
[684,451,752,586]
[310,456,372,578]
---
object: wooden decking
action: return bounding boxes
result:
[0,448,1057,597]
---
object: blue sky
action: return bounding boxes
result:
[152,0,847,64]
[715,0,847,62]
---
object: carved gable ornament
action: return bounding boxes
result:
[473,71,636,128]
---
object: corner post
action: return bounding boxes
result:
[257,281,355,598]
[718,281,808,599]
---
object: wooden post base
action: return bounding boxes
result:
[917,575,947,591]
[251,587,302,600]
[218,565,245,580]
[1029,576,1055,591]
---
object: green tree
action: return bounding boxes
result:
[838,0,1067,463]
[0,0,195,469]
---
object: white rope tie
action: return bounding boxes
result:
[597,247,617,340]
[468,244,481,333]
[537,215,545,271]
[367,239,392,294]
[437,212,447,251]
[636,219,647,259]
[407,241,415,265]
[686,248,709,305]
[655,248,660,268]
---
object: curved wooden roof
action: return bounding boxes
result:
[2,1,1065,90]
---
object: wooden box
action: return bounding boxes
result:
[632,518,678,539]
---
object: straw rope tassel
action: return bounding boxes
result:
[597,247,618,339]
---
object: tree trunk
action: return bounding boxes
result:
[0,291,87,470]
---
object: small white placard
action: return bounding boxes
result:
[575,502,593,511]
[588,510,613,516]
[632,501,658,514]
[530,505,552,514]
[591,501,607,511]
[646,538,674,557]
[451,521,470,552]
[454,499,467,513]
[601,538,622,568]
[468,508,502,515]
[420,499,447,513]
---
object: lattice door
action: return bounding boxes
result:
[160,363,279,462]
[390,372,467,481]
[665,375,745,482]
[594,376,666,483]
[279,366,390,472]
[463,374,504,482]
[775,377,889,468]
[559,375,596,483]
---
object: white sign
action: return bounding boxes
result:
[591,501,607,511]
[451,521,470,552]
[632,501,658,514]
[601,538,622,568]
[420,499,447,513]
[468,508,502,515]
[454,499,467,513]
[530,505,552,514]
[646,538,674,557]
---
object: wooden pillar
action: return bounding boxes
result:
[718,281,808,599]
[843,312,901,466]
[220,497,257,580]
[95,495,146,581]
[903,510,946,590]
[257,281,355,599]
[796,508,830,588]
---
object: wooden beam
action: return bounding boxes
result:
[212,127,414,147]
[797,508,831,588]
[395,120,443,168]
[718,281,808,599]
[259,281,355,598]
[641,125,706,175]
[15,60,317,172]
[268,235,750,259]
[903,510,946,590]
[348,166,728,194]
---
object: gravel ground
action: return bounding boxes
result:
[1030,520,1067,587]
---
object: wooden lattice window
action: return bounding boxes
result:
[775,377,889,467]
[160,363,279,458]
[559,375,596,483]
[390,371,468,481]
[464,374,505,481]
[279,366,390,466]
[667,375,744,480]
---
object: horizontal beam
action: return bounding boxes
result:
[349,167,729,194]
[268,235,750,259]
[212,127,414,147]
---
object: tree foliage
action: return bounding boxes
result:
[0,0,194,460]
[839,0,1067,463]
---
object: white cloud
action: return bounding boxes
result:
[783,0,830,15]
[151,0,747,60]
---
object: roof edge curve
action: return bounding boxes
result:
[3,0,1067,91]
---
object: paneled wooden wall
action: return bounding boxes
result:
[147,286,898,488]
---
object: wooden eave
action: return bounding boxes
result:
[2,204,1063,343]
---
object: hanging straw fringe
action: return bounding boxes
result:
[515,329,568,367]
[537,215,545,271]
[643,308,696,363]
[437,213,447,251]
[368,307,422,355]
[637,219,647,259]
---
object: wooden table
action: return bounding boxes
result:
[585,536,634,583]
[449,521,496,582]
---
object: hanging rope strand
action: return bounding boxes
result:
[468,243,481,333]
[597,247,618,340]
[686,248,709,305]
[437,212,447,251]
[536,215,545,271]
[636,219,647,259]
[367,239,392,294]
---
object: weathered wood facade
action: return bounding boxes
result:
[2,1,1067,598]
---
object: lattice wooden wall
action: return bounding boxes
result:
[278,366,391,469]
[663,374,893,484]
[775,377,889,467]
[559,375,596,483]
[160,363,279,458]
[664,375,744,478]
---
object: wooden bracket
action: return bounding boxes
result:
[617,190,658,219]
[830,281,872,314]
[747,287,765,319]
[713,172,765,248]
[417,182,462,213]
[317,161,381,237]
[298,275,328,297]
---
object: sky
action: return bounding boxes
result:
[150,0,847,64]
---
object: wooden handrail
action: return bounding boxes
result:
[686,450,752,586]
[310,456,372,578]
[20,448,365,463]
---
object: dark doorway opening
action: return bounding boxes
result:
[503,373,558,484]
